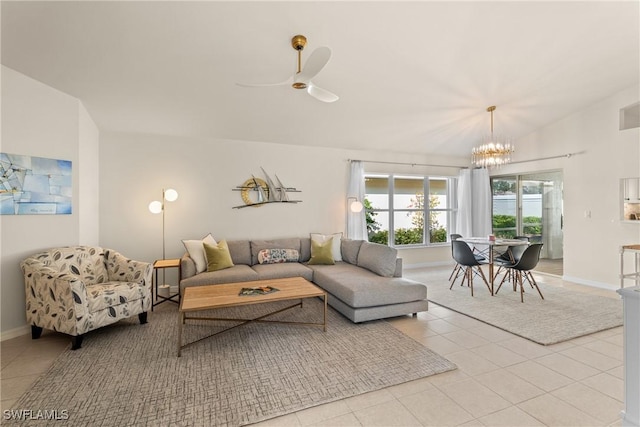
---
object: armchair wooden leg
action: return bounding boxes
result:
[31,325,43,340]
[138,312,148,324]
[71,335,84,350]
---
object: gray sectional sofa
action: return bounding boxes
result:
[179,237,428,323]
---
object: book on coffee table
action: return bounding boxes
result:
[238,286,279,296]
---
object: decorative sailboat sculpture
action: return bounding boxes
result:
[260,167,278,202]
[232,168,301,209]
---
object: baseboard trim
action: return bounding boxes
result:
[562,275,617,291]
[1,324,30,342]
[402,265,618,291]
[404,261,454,270]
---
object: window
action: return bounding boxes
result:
[491,171,564,259]
[365,174,457,247]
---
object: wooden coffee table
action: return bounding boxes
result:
[177,276,327,356]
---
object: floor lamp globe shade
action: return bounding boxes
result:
[350,200,364,213]
[164,188,179,202]
[148,200,163,214]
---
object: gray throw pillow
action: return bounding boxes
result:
[341,239,363,265]
[299,238,312,262]
[357,242,398,277]
[226,240,252,265]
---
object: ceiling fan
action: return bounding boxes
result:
[237,35,339,103]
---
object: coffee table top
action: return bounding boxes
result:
[180,276,325,312]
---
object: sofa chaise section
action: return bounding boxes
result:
[308,262,428,322]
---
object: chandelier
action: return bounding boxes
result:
[471,106,514,168]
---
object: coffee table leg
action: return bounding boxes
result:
[323,294,327,332]
[177,311,184,357]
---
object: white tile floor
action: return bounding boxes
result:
[0,267,626,426]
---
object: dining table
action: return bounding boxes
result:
[458,237,530,295]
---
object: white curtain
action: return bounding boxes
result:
[346,161,367,240]
[456,169,473,237]
[456,168,492,237]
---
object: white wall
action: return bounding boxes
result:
[98,133,462,273]
[494,84,640,288]
[0,67,99,338]
[78,104,100,245]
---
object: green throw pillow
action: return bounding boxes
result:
[308,237,335,265]
[204,240,234,271]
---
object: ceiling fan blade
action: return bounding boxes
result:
[307,83,339,103]
[236,76,293,88]
[296,46,331,83]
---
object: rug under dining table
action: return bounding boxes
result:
[406,267,623,345]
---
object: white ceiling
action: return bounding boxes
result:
[2,1,639,157]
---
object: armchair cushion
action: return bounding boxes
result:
[86,282,149,314]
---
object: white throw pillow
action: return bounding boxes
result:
[310,232,342,261]
[182,233,217,273]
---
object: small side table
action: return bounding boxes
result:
[152,258,181,310]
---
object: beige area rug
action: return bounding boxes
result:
[8,298,455,427]
[407,268,622,345]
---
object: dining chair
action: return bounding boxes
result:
[449,234,487,281]
[449,240,491,296]
[493,235,530,282]
[495,243,544,303]
[448,234,463,281]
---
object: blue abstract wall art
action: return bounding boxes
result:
[0,153,72,215]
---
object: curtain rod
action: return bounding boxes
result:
[506,151,585,165]
[349,151,584,169]
[347,159,463,169]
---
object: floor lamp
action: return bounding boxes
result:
[346,196,364,238]
[149,188,179,286]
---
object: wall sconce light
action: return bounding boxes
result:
[149,188,179,261]
[347,197,364,213]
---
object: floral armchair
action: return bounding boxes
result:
[20,246,152,349]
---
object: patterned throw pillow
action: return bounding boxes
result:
[257,249,300,264]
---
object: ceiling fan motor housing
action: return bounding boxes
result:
[291,35,307,51]
[291,35,308,89]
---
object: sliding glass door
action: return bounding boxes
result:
[491,171,563,259]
